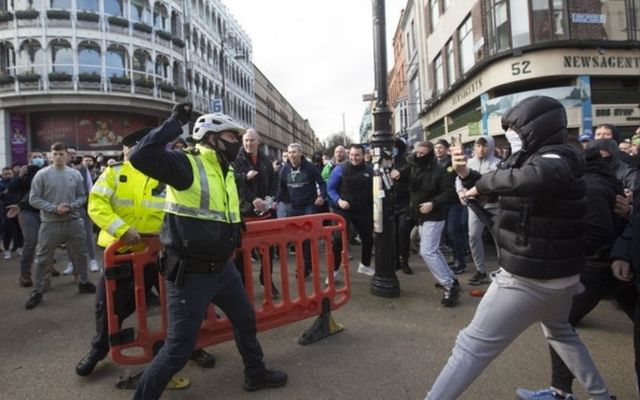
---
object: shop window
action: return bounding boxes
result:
[458,16,473,74]
[104,0,123,17]
[78,41,100,75]
[434,53,444,95]
[106,45,128,77]
[50,40,73,74]
[76,0,98,12]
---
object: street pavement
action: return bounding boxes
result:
[0,245,636,400]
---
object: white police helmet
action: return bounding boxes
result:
[192,113,246,141]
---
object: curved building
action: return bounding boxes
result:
[0,0,254,165]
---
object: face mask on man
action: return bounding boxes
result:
[505,129,522,153]
[217,137,241,162]
[31,157,45,168]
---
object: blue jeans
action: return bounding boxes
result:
[446,204,468,265]
[290,203,318,273]
[134,261,266,400]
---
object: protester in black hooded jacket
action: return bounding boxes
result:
[427,96,612,400]
[390,137,413,274]
[523,141,637,399]
[610,170,640,394]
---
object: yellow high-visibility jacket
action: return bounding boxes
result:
[88,161,166,248]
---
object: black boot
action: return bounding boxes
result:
[75,349,108,376]
[400,256,413,275]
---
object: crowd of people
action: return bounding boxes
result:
[2,97,640,399]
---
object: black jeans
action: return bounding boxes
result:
[549,266,637,393]
[333,209,373,270]
[395,209,412,260]
[134,261,266,400]
[91,266,159,355]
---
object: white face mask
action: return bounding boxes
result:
[505,129,522,153]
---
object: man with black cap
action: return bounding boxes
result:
[74,128,215,386]
[128,104,287,400]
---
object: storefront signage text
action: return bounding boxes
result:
[564,55,640,69]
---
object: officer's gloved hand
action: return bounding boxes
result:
[172,102,192,126]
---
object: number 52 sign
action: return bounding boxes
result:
[511,60,532,76]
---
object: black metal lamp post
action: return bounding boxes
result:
[370,0,400,298]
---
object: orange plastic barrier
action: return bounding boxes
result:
[104,213,350,365]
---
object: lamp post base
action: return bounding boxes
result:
[370,275,400,298]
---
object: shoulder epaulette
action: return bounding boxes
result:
[109,161,124,167]
[185,148,200,156]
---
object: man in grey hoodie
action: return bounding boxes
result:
[25,142,96,310]
[455,136,501,285]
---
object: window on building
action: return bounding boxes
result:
[458,16,474,74]
[15,0,42,10]
[173,60,183,86]
[77,41,101,75]
[106,45,128,77]
[434,53,444,95]
[531,0,551,42]
[446,39,455,85]
[153,3,169,31]
[104,0,123,16]
[0,42,16,75]
[50,0,70,9]
[509,0,530,47]
[487,0,510,54]
[155,55,169,80]
[430,0,440,31]
[18,39,43,75]
[409,73,420,122]
[76,0,98,12]
[50,39,73,74]
[130,0,151,25]
[601,0,631,41]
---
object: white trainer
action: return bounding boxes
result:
[89,259,99,272]
[3,250,12,260]
[324,270,341,286]
[62,262,74,275]
[357,263,375,276]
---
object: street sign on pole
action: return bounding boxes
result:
[209,99,223,113]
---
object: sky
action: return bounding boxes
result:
[224,0,407,144]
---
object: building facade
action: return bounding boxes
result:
[0,0,256,166]
[392,0,640,147]
[253,64,316,160]
[388,7,410,140]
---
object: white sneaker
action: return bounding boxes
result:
[324,270,341,286]
[89,259,99,272]
[3,250,11,260]
[62,262,74,275]
[357,263,375,276]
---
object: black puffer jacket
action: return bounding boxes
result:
[461,96,587,280]
[406,150,455,224]
[582,146,625,266]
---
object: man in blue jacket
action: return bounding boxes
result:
[327,144,374,279]
[276,143,326,276]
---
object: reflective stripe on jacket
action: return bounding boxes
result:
[88,161,165,248]
[164,145,240,223]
